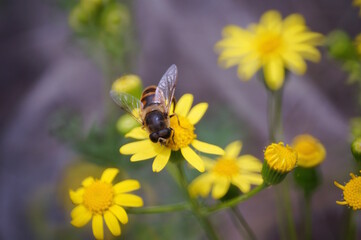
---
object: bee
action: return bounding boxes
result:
[110,64,178,144]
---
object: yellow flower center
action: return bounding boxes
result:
[264,142,298,173]
[83,180,114,214]
[166,115,196,151]
[343,175,361,210]
[256,31,283,56]
[212,157,239,177]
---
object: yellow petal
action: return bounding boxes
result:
[82,177,94,187]
[114,194,144,207]
[241,173,264,185]
[104,211,121,236]
[125,127,148,139]
[152,148,171,172]
[113,179,141,194]
[100,168,119,183]
[70,204,88,219]
[191,139,224,155]
[283,13,305,28]
[181,146,205,172]
[175,94,193,116]
[92,214,104,240]
[282,51,306,75]
[293,44,322,62]
[187,103,208,125]
[260,10,282,30]
[119,140,153,155]
[232,176,251,193]
[202,156,216,170]
[237,60,261,80]
[130,149,158,162]
[212,177,230,199]
[264,58,284,90]
[109,205,128,224]
[237,155,263,171]
[189,173,214,198]
[69,188,84,204]
[71,208,92,227]
[225,141,243,158]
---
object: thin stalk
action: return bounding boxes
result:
[343,208,356,240]
[304,195,312,240]
[175,162,219,240]
[126,202,189,214]
[281,181,297,240]
[231,206,257,240]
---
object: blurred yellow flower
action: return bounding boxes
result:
[69,168,143,239]
[355,33,361,56]
[264,142,298,172]
[119,94,224,173]
[189,141,263,199]
[215,10,323,90]
[292,134,326,168]
[116,114,140,135]
[353,0,361,16]
[111,74,142,97]
[335,171,361,210]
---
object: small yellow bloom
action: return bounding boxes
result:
[215,10,323,90]
[335,171,361,210]
[189,141,263,199]
[264,142,298,173]
[116,114,140,135]
[292,134,326,168]
[69,168,143,239]
[111,74,142,97]
[119,94,224,173]
[353,0,361,16]
[355,33,361,56]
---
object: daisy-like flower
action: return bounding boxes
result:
[262,142,298,185]
[353,0,361,16]
[69,168,143,239]
[215,10,323,90]
[119,94,224,173]
[292,134,326,168]
[189,141,263,199]
[335,171,361,210]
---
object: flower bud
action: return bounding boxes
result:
[111,74,142,98]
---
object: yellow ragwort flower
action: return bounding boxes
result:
[111,74,142,97]
[264,142,298,173]
[292,134,326,168]
[69,168,143,239]
[335,171,361,210]
[355,33,361,56]
[119,94,224,173]
[189,141,263,199]
[353,0,361,16]
[215,10,323,90]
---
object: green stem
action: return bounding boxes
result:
[343,208,356,240]
[304,195,312,240]
[281,182,297,240]
[175,162,219,240]
[126,202,189,214]
[204,183,267,214]
[267,89,283,143]
[231,206,257,240]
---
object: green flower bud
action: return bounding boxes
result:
[351,137,361,163]
[293,167,321,197]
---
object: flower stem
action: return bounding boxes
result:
[304,195,312,240]
[204,183,267,214]
[281,181,297,240]
[175,162,219,240]
[230,206,257,240]
[126,202,189,214]
[343,208,356,240]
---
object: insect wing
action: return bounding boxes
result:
[110,90,143,124]
[155,64,178,114]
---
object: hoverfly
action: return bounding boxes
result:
[110,64,178,144]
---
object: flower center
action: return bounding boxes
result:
[83,180,114,214]
[343,176,361,210]
[264,142,298,172]
[257,31,283,55]
[212,157,239,177]
[166,115,196,151]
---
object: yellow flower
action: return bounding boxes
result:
[353,0,361,16]
[292,134,326,168]
[119,94,224,173]
[264,142,298,173]
[335,171,361,210]
[355,33,361,56]
[69,168,143,239]
[215,10,323,90]
[111,74,142,97]
[189,141,263,199]
[116,114,140,135]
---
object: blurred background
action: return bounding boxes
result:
[1,0,361,239]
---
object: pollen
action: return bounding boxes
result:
[256,31,283,55]
[83,180,114,214]
[335,172,361,210]
[264,142,298,173]
[166,115,196,151]
[212,157,240,177]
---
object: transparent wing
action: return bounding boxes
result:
[155,64,178,114]
[110,90,143,124]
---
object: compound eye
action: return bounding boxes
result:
[149,132,159,143]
